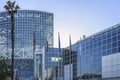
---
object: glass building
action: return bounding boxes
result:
[34,47,63,80]
[71,23,120,80]
[63,49,77,80]
[1,9,120,80]
[0,10,53,80]
[45,48,63,80]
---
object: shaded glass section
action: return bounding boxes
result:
[63,49,77,80]
[45,48,63,80]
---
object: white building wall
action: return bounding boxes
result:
[102,53,120,78]
[64,64,73,80]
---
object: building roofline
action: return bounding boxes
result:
[81,23,120,41]
[0,9,53,15]
[72,23,120,47]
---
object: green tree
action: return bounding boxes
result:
[4,1,20,80]
[0,58,12,80]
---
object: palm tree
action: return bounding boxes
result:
[4,1,20,80]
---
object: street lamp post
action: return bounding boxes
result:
[4,1,20,80]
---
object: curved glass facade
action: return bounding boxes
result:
[0,10,53,80]
[0,10,53,59]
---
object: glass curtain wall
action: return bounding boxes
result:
[72,24,120,80]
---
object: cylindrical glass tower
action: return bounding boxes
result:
[0,10,53,59]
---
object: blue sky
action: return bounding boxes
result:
[0,0,120,47]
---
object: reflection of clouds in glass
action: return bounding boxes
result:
[0,36,6,44]
[0,28,7,34]
[35,25,43,32]
[0,10,53,59]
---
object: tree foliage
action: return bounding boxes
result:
[0,58,11,80]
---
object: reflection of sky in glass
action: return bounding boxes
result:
[72,24,120,79]
[0,10,53,58]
